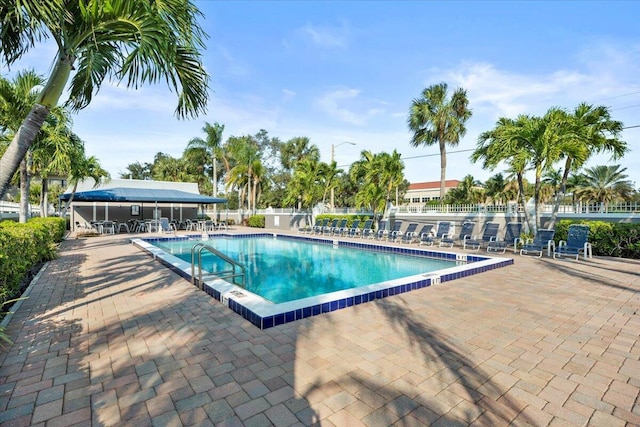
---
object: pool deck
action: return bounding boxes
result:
[0,228,639,426]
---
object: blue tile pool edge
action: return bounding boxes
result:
[131,233,514,330]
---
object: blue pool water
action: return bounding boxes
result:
[152,236,458,303]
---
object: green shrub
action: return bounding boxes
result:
[248,215,265,228]
[556,220,640,259]
[0,217,64,313]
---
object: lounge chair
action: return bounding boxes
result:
[399,223,419,244]
[464,222,499,251]
[487,222,523,253]
[159,217,177,235]
[388,221,404,242]
[323,219,339,235]
[373,220,388,240]
[520,229,556,257]
[313,218,328,234]
[416,224,435,245]
[298,218,318,234]
[421,221,450,246]
[332,219,348,236]
[553,224,592,260]
[346,219,361,238]
[440,221,475,248]
[360,219,375,239]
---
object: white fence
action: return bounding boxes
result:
[0,201,41,214]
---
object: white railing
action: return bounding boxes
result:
[204,201,640,219]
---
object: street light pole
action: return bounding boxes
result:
[330,141,356,210]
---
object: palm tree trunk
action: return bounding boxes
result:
[19,159,30,223]
[61,182,79,217]
[439,141,447,200]
[40,178,49,217]
[534,167,543,231]
[517,173,534,233]
[548,158,572,229]
[0,104,50,200]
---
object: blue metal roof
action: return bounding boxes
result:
[60,187,227,204]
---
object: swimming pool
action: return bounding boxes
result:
[133,233,513,329]
[151,236,458,303]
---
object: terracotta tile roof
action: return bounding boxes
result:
[408,180,461,190]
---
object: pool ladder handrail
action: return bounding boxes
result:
[190,243,246,290]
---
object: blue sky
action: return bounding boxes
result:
[3,1,640,188]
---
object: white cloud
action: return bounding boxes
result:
[215,45,250,77]
[315,87,386,126]
[282,89,296,102]
[436,63,591,119]
[298,23,348,49]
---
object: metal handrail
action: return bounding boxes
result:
[190,243,246,290]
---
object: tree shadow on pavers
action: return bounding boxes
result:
[0,316,99,426]
[51,237,321,425]
[543,258,640,293]
[69,289,322,426]
[571,256,640,279]
[36,248,185,322]
[282,302,530,426]
[364,297,538,425]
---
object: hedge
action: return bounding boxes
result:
[248,215,265,228]
[555,220,640,259]
[314,214,372,229]
[0,217,66,309]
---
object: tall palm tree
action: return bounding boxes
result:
[408,82,472,199]
[186,122,224,217]
[185,122,225,197]
[574,165,634,211]
[0,0,210,199]
[227,137,261,213]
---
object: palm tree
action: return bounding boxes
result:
[377,150,405,207]
[61,154,109,217]
[408,82,472,199]
[30,114,84,217]
[284,158,325,209]
[473,111,568,232]
[186,122,224,218]
[484,173,513,205]
[349,150,403,221]
[0,70,44,221]
[280,137,320,171]
[473,117,536,231]
[445,175,484,204]
[0,0,210,199]
[546,103,626,228]
[227,137,261,214]
[185,122,225,197]
[574,165,634,211]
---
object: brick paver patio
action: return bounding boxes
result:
[1,229,639,426]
